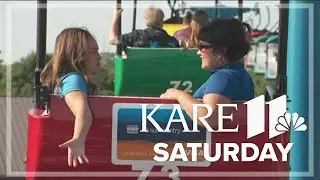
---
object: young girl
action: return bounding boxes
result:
[40,27,102,167]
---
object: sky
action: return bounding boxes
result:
[0,1,280,64]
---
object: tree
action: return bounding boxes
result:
[0,59,6,95]
[0,50,274,97]
[94,52,115,95]
[9,51,52,96]
[248,70,275,97]
[0,51,115,97]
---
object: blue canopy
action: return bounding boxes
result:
[190,5,259,19]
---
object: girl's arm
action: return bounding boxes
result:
[64,91,92,140]
[59,91,92,167]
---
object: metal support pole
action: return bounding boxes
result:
[34,0,47,109]
[238,0,243,22]
[116,0,122,56]
[274,0,289,98]
[215,0,219,18]
[132,0,137,31]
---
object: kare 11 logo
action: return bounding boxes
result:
[138,95,307,163]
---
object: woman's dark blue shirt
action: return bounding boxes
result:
[193,62,254,101]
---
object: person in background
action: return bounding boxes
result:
[109,6,179,48]
[160,18,254,128]
[40,27,102,167]
[173,11,192,42]
[186,9,209,48]
[174,10,209,48]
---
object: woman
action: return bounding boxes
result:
[40,27,102,167]
[160,18,254,128]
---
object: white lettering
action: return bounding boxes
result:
[244,95,265,139]
[224,143,240,161]
[204,143,220,162]
[153,143,169,162]
[259,143,278,161]
[169,143,188,161]
[276,143,293,161]
[217,104,239,132]
[241,143,260,161]
[153,143,292,162]
[165,104,190,132]
[140,104,165,132]
[192,104,213,132]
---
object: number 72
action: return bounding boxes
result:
[170,80,193,93]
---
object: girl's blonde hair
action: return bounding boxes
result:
[187,10,209,48]
[40,27,97,94]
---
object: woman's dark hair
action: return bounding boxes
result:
[242,22,252,34]
[198,18,251,62]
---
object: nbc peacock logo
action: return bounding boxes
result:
[245,95,308,139]
[275,112,308,132]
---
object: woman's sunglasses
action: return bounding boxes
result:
[197,43,213,52]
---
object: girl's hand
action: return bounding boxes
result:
[59,138,89,167]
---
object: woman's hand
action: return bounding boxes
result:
[59,137,89,167]
[160,88,186,100]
